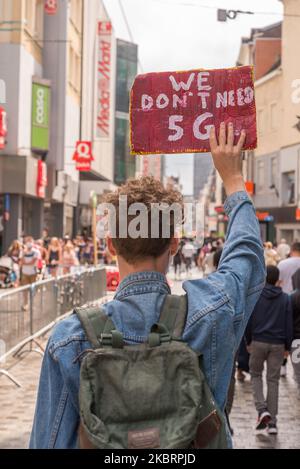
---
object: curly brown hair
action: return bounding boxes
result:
[104,176,184,264]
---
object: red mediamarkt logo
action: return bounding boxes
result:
[97,33,111,137]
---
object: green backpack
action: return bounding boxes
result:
[76,294,229,449]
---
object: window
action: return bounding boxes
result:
[270,102,278,130]
[24,0,43,42]
[282,171,295,205]
[25,0,34,33]
[70,0,82,33]
[0,0,11,21]
[35,0,44,41]
[257,160,265,191]
[270,156,278,187]
[68,45,81,94]
[258,109,265,135]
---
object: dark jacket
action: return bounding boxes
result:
[291,269,300,339]
[246,283,293,351]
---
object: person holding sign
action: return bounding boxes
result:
[30,122,265,449]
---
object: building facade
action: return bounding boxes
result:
[0,0,117,252]
[114,39,138,185]
[237,2,300,243]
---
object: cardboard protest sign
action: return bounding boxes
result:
[130,65,257,155]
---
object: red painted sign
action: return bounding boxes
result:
[37,160,47,198]
[96,21,112,139]
[44,0,58,15]
[130,65,257,155]
[0,107,7,150]
[296,208,300,221]
[73,141,94,172]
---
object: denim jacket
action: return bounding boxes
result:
[29,191,265,449]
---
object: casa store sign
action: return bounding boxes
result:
[73,141,94,171]
[96,21,112,139]
[44,0,58,15]
[0,107,7,149]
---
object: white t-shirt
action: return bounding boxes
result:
[278,256,300,293]
[182,243,195,259]
[21,248,39,276]
[277,243,291,261]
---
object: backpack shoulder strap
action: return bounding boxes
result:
[75,306,123,349]
[158,294,188,339]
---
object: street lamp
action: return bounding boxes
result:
[217,9,254,22]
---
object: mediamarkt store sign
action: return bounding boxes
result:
[96,21,112,139]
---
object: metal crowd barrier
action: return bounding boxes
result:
[0,266,107,386]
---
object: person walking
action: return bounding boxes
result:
[290,268,300,399]
[173,242,183,280]
[62,241,78,275]
[246,266,293,435]
[20,237,39,310]
[47,237,62,278]
[264,242,280,267]
[278,242,300,294]
[277,239,291,262]
[181,239,195,277]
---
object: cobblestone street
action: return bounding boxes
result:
[0,274,300,449]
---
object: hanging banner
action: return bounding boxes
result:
[96,21,112,139]
[130,65,257,155]
[73,141,94,171]
[0,107,7,150]
[44,0,58,15]
[37,161,48,198]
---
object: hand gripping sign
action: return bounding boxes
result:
[130,65,257,154]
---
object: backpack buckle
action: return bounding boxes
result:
[148,324,171,347]
[100,331,124,348]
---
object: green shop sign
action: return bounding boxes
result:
[31,82,50,151]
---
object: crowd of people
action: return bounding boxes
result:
[2,227,299,439]
[172,236,225,279]
[225,239,300,436]
[0,230,111,289]
[172,236,300,436]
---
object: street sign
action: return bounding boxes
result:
[130,65,257,155]
[31,82,50,151]
[37,160,48,199]
[73,141,94,171]
[0,107,7,149]
[96,21,112,139]
[44,0,58,15]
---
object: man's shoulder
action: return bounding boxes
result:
[279,257,300,267]
[48,303,112,354]
[48,314,86,353]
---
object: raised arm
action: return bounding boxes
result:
[209,123,265,341]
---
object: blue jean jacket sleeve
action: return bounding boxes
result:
[211,191,265,344]
[182,191,265,405]
[29,341,79,449]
